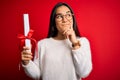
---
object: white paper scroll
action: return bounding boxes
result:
[23,14,31,51]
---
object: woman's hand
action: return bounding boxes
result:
[63,26,78,43]
[21,46,33,65]
[63,26,80,49]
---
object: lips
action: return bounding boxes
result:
[61,24,70,26]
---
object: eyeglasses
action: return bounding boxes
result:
[55,13,73,22]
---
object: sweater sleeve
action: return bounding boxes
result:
[72,37,92,78]
[22,40,44,79]
[22,59,40,79]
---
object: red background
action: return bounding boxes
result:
[0,0,120,80]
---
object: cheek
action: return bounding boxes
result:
[55,21,62,31]
[56,23,63,32]
[70,20,73,26]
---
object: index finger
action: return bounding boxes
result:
[23,46,30,50]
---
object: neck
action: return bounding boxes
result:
[53,32,66,40]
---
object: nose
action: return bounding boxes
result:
[62,16,68,22]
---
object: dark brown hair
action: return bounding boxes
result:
[47,2,81,38]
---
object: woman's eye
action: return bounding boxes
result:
[56,15,62,18]
[66,14,71,17]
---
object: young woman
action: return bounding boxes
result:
[21,2,92,80]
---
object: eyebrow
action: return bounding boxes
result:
[66,11,71,13]
[56,11,71,15]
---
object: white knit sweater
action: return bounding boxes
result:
[22,37,92,80]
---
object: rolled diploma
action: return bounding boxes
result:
[23,14,31,52]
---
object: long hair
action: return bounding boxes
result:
[47,2,81,38]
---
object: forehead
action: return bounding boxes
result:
[56,5,71,14]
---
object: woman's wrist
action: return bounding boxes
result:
[22,60,29,65]
[72,40,81,49]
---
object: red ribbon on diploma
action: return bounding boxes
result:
[17,29,38,58]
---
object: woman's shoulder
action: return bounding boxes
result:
[77,37,90,45]
[37,38,51,46]
[77,36,89,40]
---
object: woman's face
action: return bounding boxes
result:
[55,5,73,34]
